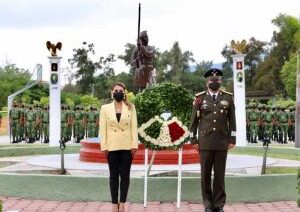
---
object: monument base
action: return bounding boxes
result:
[80,140,200,164]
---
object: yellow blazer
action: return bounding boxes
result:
[99,101,138,151]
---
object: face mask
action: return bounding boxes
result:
[208,81,220,91]
[113,92,124,102]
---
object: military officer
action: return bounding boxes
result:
[189,68,236,212]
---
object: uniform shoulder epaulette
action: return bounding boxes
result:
[221,90,233,96]
[195,91,206,97]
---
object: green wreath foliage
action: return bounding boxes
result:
[134,82,194,150]
[135,82,193,126]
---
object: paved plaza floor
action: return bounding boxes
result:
[1,197,299,212]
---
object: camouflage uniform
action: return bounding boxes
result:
[74,106,84,143]
[26,105,36,143]
[66,106,73,141]
[277,106,288,143]
[10,102,21,143]
[61,105,69,142]
[288,106,295,142]
[34,104,43,141]
[262,105,272,145]
[248,103,259,143]
[95,107,100,137]
[271,106,278,142]
[42,106,49,143]
[19,104,26,141]
[87,107,97,137]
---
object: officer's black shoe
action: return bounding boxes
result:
[213,207,224,212]
[204,208,214,212]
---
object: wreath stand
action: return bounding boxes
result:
[143,147,183,208]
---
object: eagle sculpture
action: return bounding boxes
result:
[46,41,62,56]
[230,40,247,54]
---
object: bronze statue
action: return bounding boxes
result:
[46,41,62,56]
[131,31,155,90]
[131,4,155,91]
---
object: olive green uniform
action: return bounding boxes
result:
[42,107,49,143]
[26,107,36,143]
[190,90,236,209]
[10,105,21,143]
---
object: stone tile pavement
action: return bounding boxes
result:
[1,197,299,212]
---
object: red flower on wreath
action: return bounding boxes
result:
[168,122,185,142]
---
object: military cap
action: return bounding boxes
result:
[204,68,223,78]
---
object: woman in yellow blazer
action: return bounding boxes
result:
[100,82,138,212]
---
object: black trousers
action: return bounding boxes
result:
[200,150,227,208]
[107,150,132,204]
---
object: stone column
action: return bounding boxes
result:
[231,54,247,146]
[49,57,62,146]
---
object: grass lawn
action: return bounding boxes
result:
[266,166,299,174]
[229,146,300,161]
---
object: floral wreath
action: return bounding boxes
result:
[138,116,190,150]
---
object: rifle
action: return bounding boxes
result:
[137,3,141,64]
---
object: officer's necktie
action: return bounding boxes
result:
[212,94,216,101]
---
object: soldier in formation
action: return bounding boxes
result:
[9,102,100,144]
[246,103,295,144]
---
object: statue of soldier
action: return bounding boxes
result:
[42,105,49,143]
[26,105,36,143]
[131,30,155,91]
[277,106,288,143]
[288,106,295,142]
[61,105,69,143]
[248,103,259,143]
[10,101,21,143]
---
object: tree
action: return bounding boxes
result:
[280,53,297,99]
[68,42,100,94]
[253,14,300,95]
[0,64,31,108]
[221,37,268,90]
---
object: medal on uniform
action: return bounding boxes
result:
[220,100,229,106]
[220,109,224,113]
[197,110,200,117]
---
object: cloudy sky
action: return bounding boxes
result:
[0,0,299,83]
